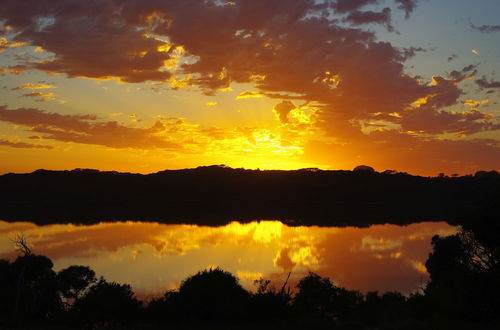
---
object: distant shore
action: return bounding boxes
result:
[0,166,498,226]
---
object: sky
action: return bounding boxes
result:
[0,0,499,176]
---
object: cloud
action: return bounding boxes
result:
[12,82,56,90]
[0,0,435,136]
[0,106,303,157]
[0,106,181,149]
[0,0,421,101]
[22,91,57,102]
[393,0,419,19]
[391,73,500,136]
[11,82,59,101]
[0,139,54,149]
[471,49,479,55]
[333,0,380,13]
[462,99,489,107]
[476,77,500,89]
[447,54,457,62]
[273,101,295,123]
[448,64,477,81]
[235,91,264,100]
[274,248,296,272]
[343,8,394,32]
[0,37,7,52]
[6,65,29,75]
[0,37,27,52]
[400,108,499,136]
[0,1,173,83]
[470,21,500,33]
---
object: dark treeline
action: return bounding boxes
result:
[1,219,499,330]
[0,165,499,226]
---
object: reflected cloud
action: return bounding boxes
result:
[0,220,456,295]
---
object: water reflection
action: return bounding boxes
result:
[0,220,456,297]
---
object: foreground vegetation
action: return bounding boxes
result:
[1,215,498,330]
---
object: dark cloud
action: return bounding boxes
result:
[420,76,463,108]
[400,108,499,136]
[332,0,380,13]
[273,101,295,123]
[0,0,420,100]
[448,64,477,81]
[0,106,181,149]
[0,139,54,150]
[398,46,427,61]
[447,54,458,62]
[391,71,500,136]
[332,0,418,20]
[476,77,500,89]
[470,22,500,33]
[394,0,418,19]
[0,0,172,83]
[274,248,296,272]
[343,8,394,32]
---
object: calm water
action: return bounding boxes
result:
[0,220,456,298]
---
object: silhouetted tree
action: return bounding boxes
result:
[10,254,61,321]
[251,275,292,321]
[353,165,375,173]
[74,278,141,326]
[12,234,31,256]
[425,224,500,321]
[293,272,362,320]
[0,259,13,323]
[293,273,333,317]
[358,291,408,326]
[57,265,97,308]
[174,268,250,322]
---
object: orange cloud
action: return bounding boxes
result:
[22,91,57,102]
[235,91,264,100]
[0,139,53,150]
[12,82,56,90]
[0,106,180,149]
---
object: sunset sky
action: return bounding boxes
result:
[1,0,499,175]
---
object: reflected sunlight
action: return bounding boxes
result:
[0,220,457,297]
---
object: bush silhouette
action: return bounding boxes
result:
[10,254,61,321]
[174,268,250,322]
[425,223,500,321]
[293,272,362,320]
[74,279,141,325]
[57,265,97,308]
[250,277,292,321]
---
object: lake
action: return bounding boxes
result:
[0,220,457,298]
